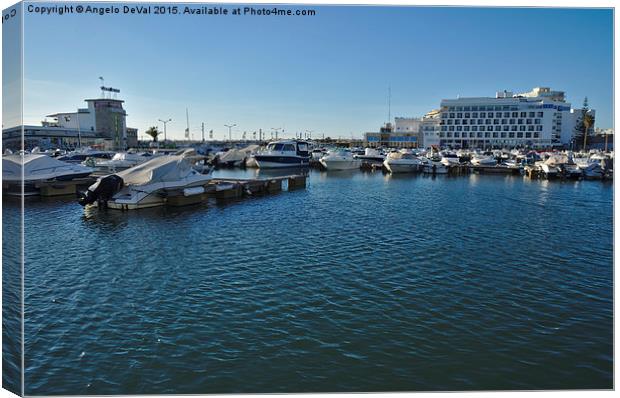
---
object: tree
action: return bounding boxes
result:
[145,126,160,142]
[574,97,595,150]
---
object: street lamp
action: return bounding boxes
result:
[271,127,282,140]
[158,118,172,142]
[224,124,237,141]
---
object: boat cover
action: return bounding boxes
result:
[2,154,93,182]
[115,149,198,186]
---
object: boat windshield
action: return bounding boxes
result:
[267,143,285,151]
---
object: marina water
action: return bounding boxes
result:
[4,169,613,394]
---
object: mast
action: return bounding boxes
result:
[185,108,190,141]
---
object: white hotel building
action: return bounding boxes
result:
[436,87,593,148]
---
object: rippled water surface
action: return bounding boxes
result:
[6,169,613,394]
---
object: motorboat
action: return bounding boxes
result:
[78,149,212,210]
[440,151,460,167]
[421,156,448,174]
[85,151,154,172]
[383,151,422,173]
[57,148,114,163]
[539,162,560,179]
[254,140,310,168]
[354,148,385,165]
[3,153,94,195]
[215,144,260,168]
[574,158,604,179]
[471,154,497,166]
[319,149,362,170]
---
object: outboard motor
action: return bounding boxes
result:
[78,174,124,207]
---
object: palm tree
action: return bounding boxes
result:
[575,97,595,150]
[145,126,160,142]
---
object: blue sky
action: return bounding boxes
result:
[12,3,615,139]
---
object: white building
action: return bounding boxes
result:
[438,87,593,148]
[420,109,441,148]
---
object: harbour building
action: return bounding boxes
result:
[364,119,419,148]
[438,87,594,149]
[2,86,137,151]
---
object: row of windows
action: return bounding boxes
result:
[443,118,541,126]
[445,105,520,112]
[442,125,542,132]
[442,111,544,119]
[440,131,541,139]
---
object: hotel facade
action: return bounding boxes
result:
[436,87,593,148]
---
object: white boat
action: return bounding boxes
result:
[216,144,261,168]
[539,162,560,179]
[354,148,385,165]
[471,154,497,166]
[440,151,460,167]
[319,150,361,170]
[574,158,604,179]
[383,152,422,173]
[421,157,448,174]
[86,151,154,172]
[57,148,114,163]
[78,149,211,209]
[3,154,94,195]
[254,140,310,169]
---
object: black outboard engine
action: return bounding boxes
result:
[78,174,124,207]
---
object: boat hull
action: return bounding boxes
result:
[254,155,309,169]
[319,159,361,170]
[384,160,421,173]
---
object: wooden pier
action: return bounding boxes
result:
[205,174,307,202]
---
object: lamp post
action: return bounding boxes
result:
[224,124,237,141]
[158,118,172,143]
[271,127,282,140]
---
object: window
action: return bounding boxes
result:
[283,144,296,152]
[472,112,478,118]
[456,126,463,131]
[471,126,478,131]
[520,112,527,118]
[508,132,515,138]
[493,132,499,138]
[486,119,492,124]
[495,125,501,131]
[449,126,455,131]
[529,112,535,118]
[494,106,502,111]
[503,112,510,118]
[457,113,463,118]
[536,125,543,131]
[485,132,491,138]
[464,126,470,131]
[462,119,468,125]
[447,132,452,138]
[509,119,515,124]
[534,132,540,138]
[477,132,483,138]
[463,106,471,111]
[449,113,455,118]
[518,119,524,125]
[455,119,461,125]
[480,112,486,118]
[470,132,475,138]
[528,125,535,131]
[479,126,485,132]
[512,112,519,118]
[525,132,532,138]
[441,126,447,131]
[517,132,523,138]
[501,132,507,138]
[472,106,479,111]
[534,119,541,124]
[454,132,460,138]
[526,119,532,125]
[537,112,544,117]
[478,119,483,124]
[493,119,500,124]
[511,125,518,131]
[456,107,463,111]
[501,119,508,125]
[464,113,470,118]
[503,125,510,131]
[519,125,526,131]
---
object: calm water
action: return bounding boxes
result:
[4,169,614,394]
